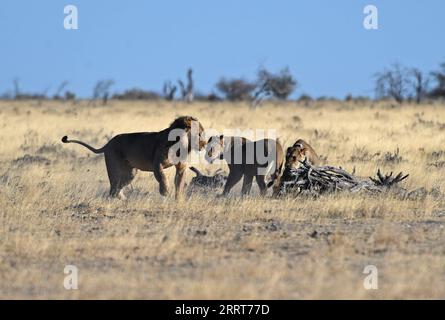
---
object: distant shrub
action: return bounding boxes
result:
[409,68,430,103]
[429,62,445,99]
[64,91,76,101]
[255,67,297,100]
[206,93,223,102]
[52,81,69,100]
[194,92,222,102]
[14,93,47,100]
[374,64,410,103]
[10,78,48,100]
[345,94,370,102]
[375,63,433,104]
[316,96,337,101]
[0,92,13,99]
[216,78,256,101]
[163,81,177,101]
[112,88,161,100]
[298,94,313,102]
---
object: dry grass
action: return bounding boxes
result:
[0,99,444,299]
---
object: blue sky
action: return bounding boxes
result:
[1,0,444,98]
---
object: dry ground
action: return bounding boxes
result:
[0,99,445,299]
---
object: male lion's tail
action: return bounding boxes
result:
[61,136,105,154]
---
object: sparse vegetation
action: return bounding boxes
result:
[112,88,161,100]
[374,63,410,103]
[429,62,445,99]
[374,62,445,103]
[1,99,444,299]
[216,78,256,101]
[162,81,177,101]
[91,79,115,105]
[254,67,297,102]
[178,68,194,103]
[409,68,430,104]
[2,60,445,104]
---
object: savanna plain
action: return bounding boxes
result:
[1,99,444,299]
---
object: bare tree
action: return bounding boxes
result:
[374,64,410,103]
[13,78,20,99]
[178,68,194,103]
[253,67,297,105]
[11,78,47,101]
[53,81,69,100]
[430,62,445,99]
[91,79,114,105]
[163,81,177,101]
[409,68,429,104]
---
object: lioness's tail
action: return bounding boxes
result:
[266,161,283,188]
[61,136,105,154]
[189,166,203,176]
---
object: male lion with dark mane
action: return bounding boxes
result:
[61,116,206,200]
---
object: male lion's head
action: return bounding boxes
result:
[169,116,206,151]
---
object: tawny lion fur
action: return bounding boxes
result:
[61,116,206,200]
[206,135,284,196]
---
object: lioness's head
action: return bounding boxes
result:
[285,143,307,169]
[169,116,206,151]
[205,135,225,163]
[285,139,317,169]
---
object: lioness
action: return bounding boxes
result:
[285,139,319,169]
[271,139,319,197]
[61,116,206,200]
[206,135,284,196]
